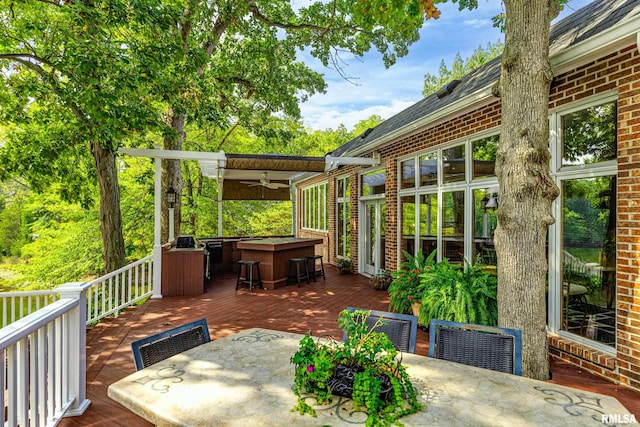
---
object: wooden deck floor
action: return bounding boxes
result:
[59,266,640,426]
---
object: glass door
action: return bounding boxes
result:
[362,199,386,275]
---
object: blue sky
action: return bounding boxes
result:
[298,0,594,131]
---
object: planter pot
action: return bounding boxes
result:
[411,302,422,318]
[370,276,391,290]
[326,365,392,400]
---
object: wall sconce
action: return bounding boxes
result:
[485,194,498,210]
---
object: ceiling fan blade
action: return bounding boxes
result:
[239,181,259,185]
[264,182,289,189]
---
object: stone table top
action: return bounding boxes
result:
[108,328,632,426]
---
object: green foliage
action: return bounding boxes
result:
[423,40,503,97]
[291,309,421,427]
[387,249,436,314]
[0,196,26,257]
[0,192,103,289]
[418,255,498,326]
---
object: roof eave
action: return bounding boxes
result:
[339,13,640,159]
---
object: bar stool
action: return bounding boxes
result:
[236,260,262,292]
[306,255,325,281]
[287,258,310,286]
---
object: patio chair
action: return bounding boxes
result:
[428,319,522,376]
[343,307,418,354]
[131,318,211,370]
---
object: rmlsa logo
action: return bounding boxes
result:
[602,413,638,424]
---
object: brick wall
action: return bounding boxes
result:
[298,44,640,392]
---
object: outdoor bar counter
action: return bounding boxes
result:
[237,237,323,289]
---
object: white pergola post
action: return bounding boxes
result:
[152,154,163,299]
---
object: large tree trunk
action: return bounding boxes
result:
[161,107,185,244]
[494,0,560,380]
[91,141,126,272]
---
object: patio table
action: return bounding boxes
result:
[108,328,631,426]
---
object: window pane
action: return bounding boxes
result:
[419,153,437,187]
[420,193,438,259]
[561,176,616,347]
[473,189,497,266]
[361,169,385,196]
[400,196,416,263]
[561,101,617,166]
[473,135,498,180]
[442,190,465,262]
[443,145,466,184]
[401,159,416,189]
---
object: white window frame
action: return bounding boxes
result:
[548,92,618,354]
[301,182,328,232]
[336,175,351,259]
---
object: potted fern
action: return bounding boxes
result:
[290,309,421,426]
[417,255,498,327]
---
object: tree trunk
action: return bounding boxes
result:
[494,0,560,380]
[91,141,126,272]
[161,107,185,244]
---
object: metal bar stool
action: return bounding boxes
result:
[236,260,262,292]
[287,258,310,286]
[306,255,325,281]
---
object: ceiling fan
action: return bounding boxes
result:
[240,172,289,190]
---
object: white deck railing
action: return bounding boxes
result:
[84,255,154,325]
[0,254,154,423]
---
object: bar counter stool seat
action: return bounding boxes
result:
[236,260,262,292]
[288,258,310,286]
[306,255,325,281]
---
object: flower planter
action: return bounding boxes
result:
[326,365,393,401]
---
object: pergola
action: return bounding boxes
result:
[119,147,380,297]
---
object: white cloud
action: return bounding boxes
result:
[301,99,416,131]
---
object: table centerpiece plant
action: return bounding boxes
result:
[290,309,422,427]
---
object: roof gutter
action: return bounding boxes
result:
[341,11,640,159]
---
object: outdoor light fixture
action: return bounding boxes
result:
[485,195,498,209]
[166,186,176,242]
[166,186,176,209]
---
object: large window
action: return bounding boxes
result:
[552,97,617,349]
[399,135,498,266]
[302,183,328,231]
[336,177,351,258]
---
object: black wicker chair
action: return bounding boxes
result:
[343,307,418,353]
[131,318,211,370]
[428,319,522,376]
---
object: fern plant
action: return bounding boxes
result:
[418,256,498,326]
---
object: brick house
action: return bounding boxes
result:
[295,0,640,391]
